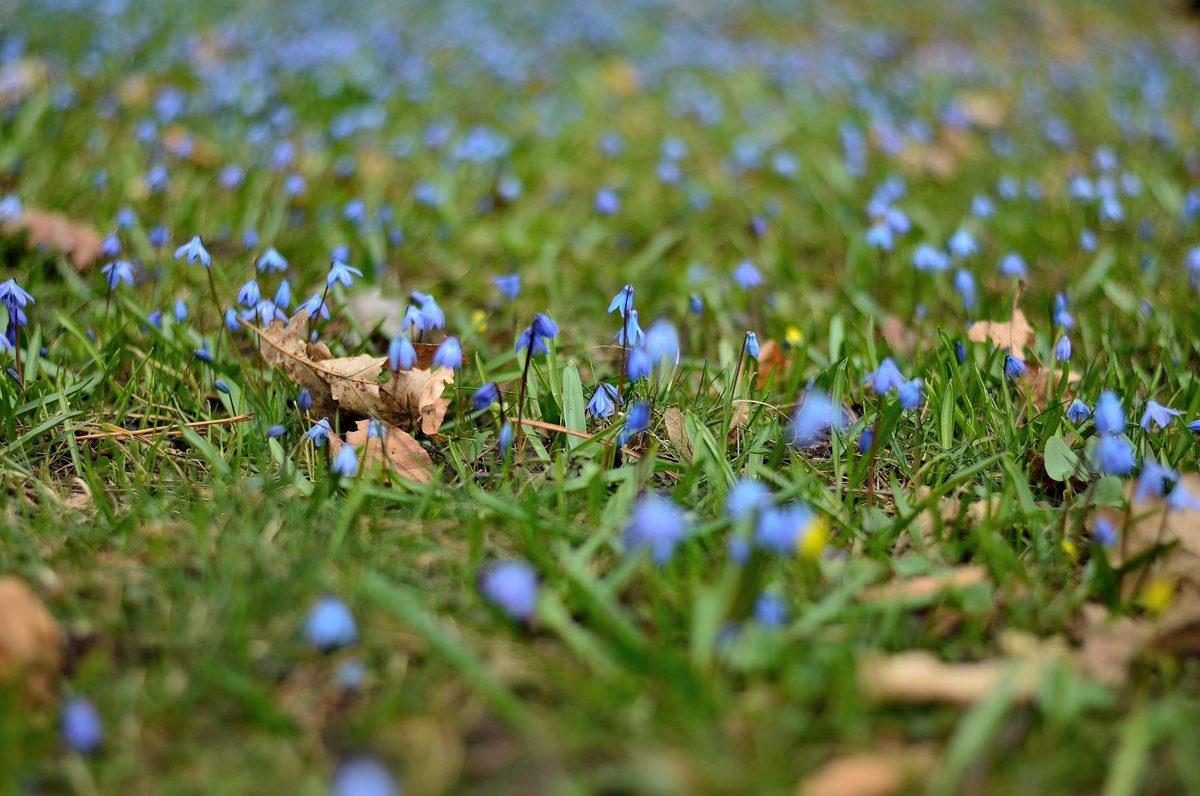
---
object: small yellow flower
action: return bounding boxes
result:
[1061,539,1078,561]
[798,515,828,560]
[1138,577,1176,616]
[785,326,804,349]
[471,309,487,334]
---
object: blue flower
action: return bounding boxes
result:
[421,296,446,330]
[193,346,213,364]
[0,279,35,311]
[499,421,514,459]
[790,391,845,447]
[1168,483,1200,512]
[607,285,635,317]
[1066,400,1091,424]
[432,338,462,370]
[174,236,211,267]
[756,504,810,553]
[626,347,652,382]
[266,424,286,439]
[1093,516,1118,547]
[298,389,313,413]
[481,561,539,621]
[754,594,789,627]
[473,382,499,412]
[1135,458,1178,502]
[587,383,620,419]
[116,206,137,229]
[327,260,363,289]
[998,253,1028,279]
[493,274,521,301]
[299,293,330,321]
[733,260,763,290]
[1053,293,1074,328]
[614,310,645,347]
[594,188,620,215]
[912,245,949,273]
[174,299,188,323]
[898,379,923,410]
[223,309,241,332]
[971,195,995,218]
[645,321,680,368]
[305,596,358,650]
[1095,435,1135,476]
[331,758,401,796]
[954,269,977,311]
[274,279,291,309]
[1004,355,1027,380]
[257,247,289,273]
[858,427,876,454]
[689,294,704,315]
[332,445,359,477]
[215,379,232,394]
[241,229,258,250]
[865,223,894,252]
[1095,391,1126,435]
[619,401,651,446]
[236,280,260,308]
[863,358,905,393]
[402,305,428,333]
[532,313,559,340]
[388,336,416,371]
[101,234,121,258]
[0,194,21,222]
[948,228,978,258]
[726,478,771,520]
[744,332,761,360]
[101,260,134,292]
[367,419,387,439]
[148,310,163,328]
[1141,400,1181,431]
[61,697,103,755]
[625,493,689,565]
[1055,335,1072,363]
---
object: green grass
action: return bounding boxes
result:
[4,0,1200,793]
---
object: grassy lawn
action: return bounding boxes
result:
[3,0,1200,793]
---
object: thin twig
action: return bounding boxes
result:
[76,414,253,441]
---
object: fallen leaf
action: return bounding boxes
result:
[799,749,936,796]
[663,408,693,463]
[2,208,104,270]
[754,339,789,388]
[1102,473,1200,598]
[328,420,432,485]
[860,636,1062,706]
[347,287,406,339]
[879,315,916,355]
[967,308,1034,354]
[0,577,61,702]
[859,566,988,603]
[256,312,453,435]
[1076,604,1152,687]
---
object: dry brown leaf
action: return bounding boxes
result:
[257,312,453,435]
[799,749,936,796]
[860,638,1060,706]
[0,577,61,702]
[663,407,692,463]
[860,566,988,603]
[1102,473,1200,598]
[967,308,1034,354]
[879,315,916,355]
[2,208,103,270]
[754,339,789,388]
[1076,604,1153,687]
[328,420,432,485]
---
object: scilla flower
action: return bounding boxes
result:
[274,279,291,309]
[498,422,514,459]
[1141,400,1181,431]
[607,284,635,317]
[624,493,689,565]
[790,391,844,447]
[898,379,923,410]
[61,697,103,755]
[331,758,401,796]
[237,279,260,308]
[1095,435,1135,476]
[1094,391,1125,435]
[1066,400,1091,424]
[948,228,977,258]
[587,384,620,418]
[863,358,905,393]
[726,478,771,520]
[493,274,520,301]
[257,247,288,273]
[433,340,464,371]
[473,382,499,412]
[481,560,539,621]
[174,235,211,267]
[327,260,363,288]
[402,305,428,333]
[744,332,761,359]
[388,336,416,371]
[101,260,134,292]
[645,320,680,366]
[733,260,763,290]
[420,295,446,330]
[1004,355,1027,380]
[305,596,358,651]
[618,401,651,445]
[332,445,359,477]
[954,269,977,311]
[754,594,789,627]
[614,310,645,347]
[626,347,652,382]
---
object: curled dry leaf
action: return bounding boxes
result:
[328,420,433,485]
[2,207,104,270]
[662,407,693,463]
[754,339,789,388]
[798,748,936,796]
[0,577,62,702]
[256,312,452,436]
[859,565,988,603]
[967,308,1034,354]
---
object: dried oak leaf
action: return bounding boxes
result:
[967,308,1034,354]
[2,208,103,270]
[0,577,62,702]
[859,565,988,604]
[327,419,432,485]
[799,748,936,796]
[754,339,789,388]
[663,407,692,463]
[257,312,453,435]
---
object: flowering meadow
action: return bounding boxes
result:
[4,0,1200,793]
